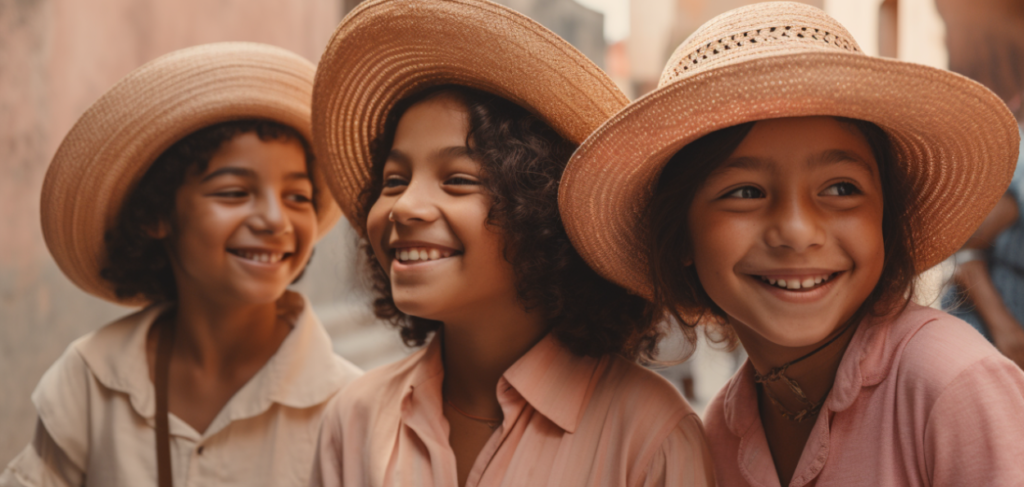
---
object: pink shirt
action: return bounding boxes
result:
[704,303,1024,486]
[311,333,715,487]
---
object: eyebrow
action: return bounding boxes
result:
[388,145,474,164]
[201,166,256,182]
[715,149,875,175]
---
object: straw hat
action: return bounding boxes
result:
[313,0,629,226]
[559,2,1020,299]
[41,42,342,306]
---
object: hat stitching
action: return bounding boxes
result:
[671,24,858,80]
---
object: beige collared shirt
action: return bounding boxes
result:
[1,291,362,487]
[311,333,715,487]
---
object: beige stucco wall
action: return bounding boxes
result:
[0,0,383,465]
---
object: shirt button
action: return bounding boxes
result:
[197,446,205,455]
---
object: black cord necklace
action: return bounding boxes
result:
[753,320,857,422]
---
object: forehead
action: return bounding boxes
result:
[721,116,877,175]
[202,132,309,177]
[392,96,471,156]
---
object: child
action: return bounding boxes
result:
[308,1,714,486]
[0,43,361,487]
[559,3,1024,486]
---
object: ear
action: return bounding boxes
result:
[144,219,171,239]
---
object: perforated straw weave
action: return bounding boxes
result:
[312,0,629,228]
[41,42,342,306]
[558,2,1019,299]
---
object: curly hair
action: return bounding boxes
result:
[101,119,315,303]
[359,85,658,361]
[646,118,917,348]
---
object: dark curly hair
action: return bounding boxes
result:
[101,119,315,303]
[647,118,917,348]
[359,85,658,361]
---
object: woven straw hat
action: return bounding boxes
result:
[559,2,1020,299]
[41,42,342,306]
[313,0,629,226]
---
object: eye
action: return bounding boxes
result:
[211,190,249,198]
[821,182,861,196]
[286,193,312,204]
[383,176,408,189]
[723,186,764,199]
[444,176,480,186]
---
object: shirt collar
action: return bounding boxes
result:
[401,332,603,435]
[720,302,944,485]
[502,333,603,433]
[77,291,355,436]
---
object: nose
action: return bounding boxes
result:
[249,190,292,235]
[389,178,441,225]
[764,193,825,253]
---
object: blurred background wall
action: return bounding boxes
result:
[2,0,1022,466]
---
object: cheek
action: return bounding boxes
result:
[365,198,392,266]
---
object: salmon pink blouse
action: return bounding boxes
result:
[704,303,1024,486]
[311,333,715,487]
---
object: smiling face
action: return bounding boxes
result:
[164,132,317,306]
[365,95,518,323]
[687,116,885,347]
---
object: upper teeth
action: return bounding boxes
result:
[396,247,453,262]
[760,274,833,290]
[234,251,284,263]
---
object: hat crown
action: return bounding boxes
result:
[659,2,862,88]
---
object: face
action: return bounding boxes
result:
[688,116,885,347]
[162,133,317,305]
[365,96,518,323]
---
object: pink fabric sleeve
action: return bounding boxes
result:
[308,396,345,487]
[640,413,716,487]
[924,354,1024,485]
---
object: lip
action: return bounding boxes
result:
[747,270,846,304]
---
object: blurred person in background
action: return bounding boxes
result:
[945,97,1024,369]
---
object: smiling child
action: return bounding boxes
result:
[559,3,1024,486]
[0,43,361,487]
[307,1,714,486]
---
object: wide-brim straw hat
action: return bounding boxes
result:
[559,2,1020,299]
[313,0,629,227]
[42,42,342,306]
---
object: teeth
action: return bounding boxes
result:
[233,251,284,263]
[759,273,833,290]
[396,247,455,263]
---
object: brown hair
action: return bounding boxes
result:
[647,118,917,347]
[101,119,315,303]
[360,85,658,361]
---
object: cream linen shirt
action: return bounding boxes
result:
[1,291,362,487]
[311,333,715,487]
[704,303,1024,486]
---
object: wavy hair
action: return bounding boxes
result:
[359,85,658,361]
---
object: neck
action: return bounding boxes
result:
[734,318,858,415]
[170,289,289,373]
[440,297,547,418]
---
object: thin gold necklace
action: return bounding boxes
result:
[445,398,502,430]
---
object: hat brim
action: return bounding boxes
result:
[559,51,1019,299]
[41,42,342,306]
[313,0,629,228]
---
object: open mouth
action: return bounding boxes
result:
[756,272,841,292]
[227,249,292,264]
[393,246,460,264]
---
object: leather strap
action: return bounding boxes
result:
[155,315,175,487]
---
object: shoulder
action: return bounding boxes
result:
[892,306,1010,391]
[29,306,160,472]
[324,346,426,425]
[599,356,695,417]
